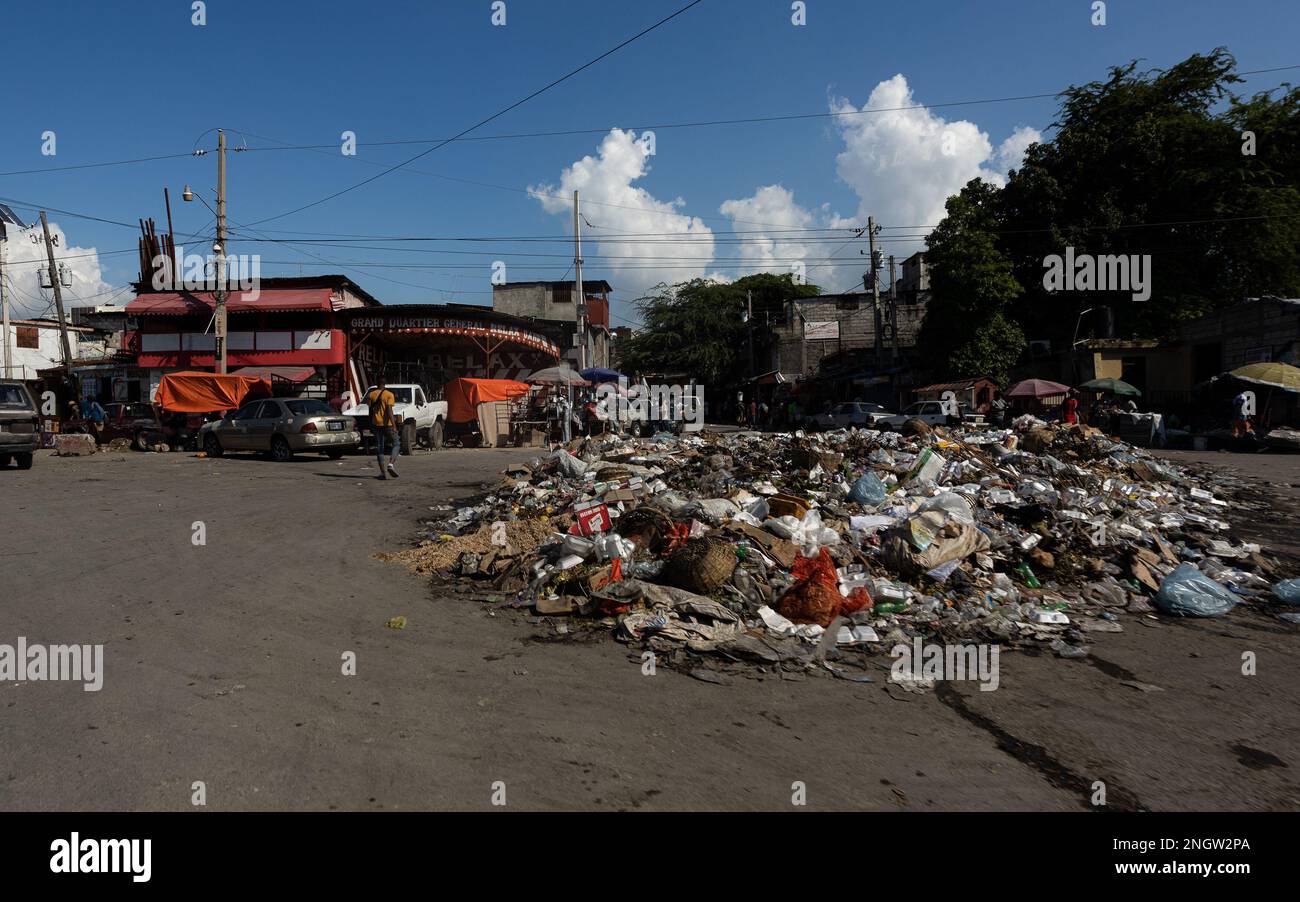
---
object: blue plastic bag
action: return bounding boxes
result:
[1154,563,1238,617]
[848,472,886,507]
[1273,578,1300,605]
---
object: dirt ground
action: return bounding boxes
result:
[1,445,1297,811]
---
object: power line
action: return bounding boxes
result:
[245,0,706,226]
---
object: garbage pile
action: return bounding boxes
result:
[394,419,1299,678]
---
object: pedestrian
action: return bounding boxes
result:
[366,377,400,479]
[1231,391,1255,438]
[736,390,745,426]
[747,398,757,428]
[1063,390,1079,425]
[758,400,770,429]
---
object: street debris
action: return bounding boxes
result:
[392,421,1298,682]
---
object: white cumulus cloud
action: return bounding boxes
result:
[832,74,1041,229]
[528,129,715,304]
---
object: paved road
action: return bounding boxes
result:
[1,446,1297,810]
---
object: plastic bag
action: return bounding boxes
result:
[1273,577,1300,605]
[1154,563,1238,617]
[848,472,886,506]
[917,492,974,525]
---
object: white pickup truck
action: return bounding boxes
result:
[342,384,448,452]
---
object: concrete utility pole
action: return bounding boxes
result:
[573,190,586,372]
[0,222,9,377]
[39,212,74,369]
[214,129,229,374]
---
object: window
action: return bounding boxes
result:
[286,399,333,416]
[233,403,262,420]
[125,403,154,418]
[15,326,39,349]
[551,284,572,304]
[1243,347,1272,363]
[414,389,426,407]
[255,401,283,419]
[0,384,32,408]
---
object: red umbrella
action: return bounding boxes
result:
[1005,378,1071,398]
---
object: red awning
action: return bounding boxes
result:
[127,288,334,315]
[231,366,318,383]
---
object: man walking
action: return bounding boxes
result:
[367,377,400,479]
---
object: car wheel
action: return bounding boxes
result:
[15,452,33,470]
[0,454,10,468]
[270,435,294,462]
[431,419,444,449]
[133,431,151,451]
[203,434,224,458]
[325,448,345,460]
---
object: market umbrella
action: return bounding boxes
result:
[1005,378,1071,398]
[1079,377,1142,397]
[1230,362,1300,393]
[580,367,624,383]
[525,366,589,386]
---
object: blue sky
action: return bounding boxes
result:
[2,0,1297,324]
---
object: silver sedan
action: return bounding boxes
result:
[200,398,360,461]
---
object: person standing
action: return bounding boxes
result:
[1063,390,1079,425]
[367,377,400,479]
[1231,391,1255,438]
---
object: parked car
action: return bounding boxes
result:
[0,380,40,470]
[878,401,956,431]
[67,401,173,450]
[809,401,893,431]
[342,383,449,452]
[199,398,360,461]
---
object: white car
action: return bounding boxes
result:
[809,401,893,430]
[343,384,449,451]
[878,401,955,431]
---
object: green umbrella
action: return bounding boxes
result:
[1079,377,1142,397]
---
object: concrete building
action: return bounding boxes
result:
[1,317,104,381]
[491,280,612,370]
[768,290,927,381]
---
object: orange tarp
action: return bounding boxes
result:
[445,378,531,423]
[155,371,272,413]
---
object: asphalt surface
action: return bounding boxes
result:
[1,445,1298,811]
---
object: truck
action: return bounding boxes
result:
[342,384,448,452]
[0,380,41,469]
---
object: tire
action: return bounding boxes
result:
[0,454,10,468]
[431,419,444,449]
[133,431,151,452]
[203,433,224,458]
[401,421,416,455]
[270,435,294,462]
[325,448,345,460]
[15,452,33,470]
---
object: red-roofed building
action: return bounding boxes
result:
[124,276,379,399]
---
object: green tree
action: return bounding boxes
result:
[615,273,820,386]
[917,180,1025,383]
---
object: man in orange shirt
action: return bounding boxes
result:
[367,376,400,479]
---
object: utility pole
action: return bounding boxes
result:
[746,289,754,379]
[214,129,228,374]
[39,212,74,370]
[867,216,882,362]
[888,254,898,364]
[573,190,586,372]
[0,221,9,377]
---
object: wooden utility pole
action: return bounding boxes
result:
[867,216,882,362]
[746,289,754,378]
[573,190,586,372]
[214,129,229,373]
[39,212,73,369]
[888,254,898,363]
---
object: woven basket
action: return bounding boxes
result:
[613,507,674,555]
[662,537,736,594]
